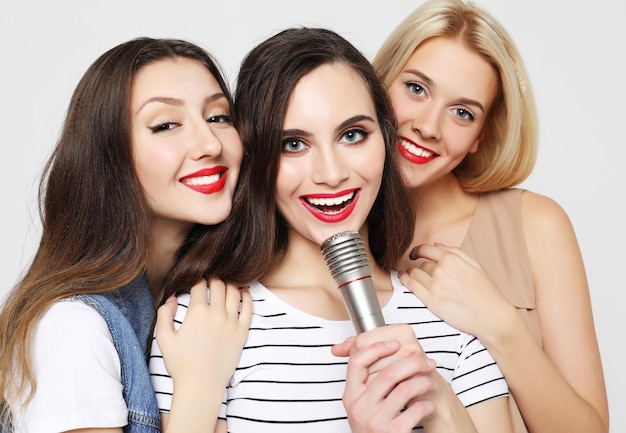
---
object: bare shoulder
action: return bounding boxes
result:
[519,190,574,234]
[519,190,583,269]
[519,190,584,280]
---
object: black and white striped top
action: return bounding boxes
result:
[149,271,507,432]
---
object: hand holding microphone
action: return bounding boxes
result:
[321,230,385,333]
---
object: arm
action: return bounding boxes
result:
[151,278,252,433]
[400,191,608,433]
[511,192,608,433]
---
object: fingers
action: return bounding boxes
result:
[410,243,481,269]
[376,363,437,411]
[344,345,438,432]
[155,295,178,345]
[181,278,251,328]
[350,324,426,375]
[187,278,210,307]
[344,340,402,395]
[409,243,445,262]
[238,286,253,328]
[331,337,356,358]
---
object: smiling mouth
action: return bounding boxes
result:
[399,138,436,158]
[303,190,356,214]
[180,170,227,195]
[181,173,222,186]
[182,173,222,186]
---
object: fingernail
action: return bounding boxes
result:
[409,246,419,260]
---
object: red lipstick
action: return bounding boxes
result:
[301,189,359,223]
[180,166,227,194]
[397,138,437,165]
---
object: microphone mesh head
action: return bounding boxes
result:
[320,231,370,281]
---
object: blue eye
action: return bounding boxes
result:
[282,138,308,153]
[406,82,426,97]
[340,129,368,144]
[454,108,476,122]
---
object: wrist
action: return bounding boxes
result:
[422,373,477,432]
[481,303,523,348]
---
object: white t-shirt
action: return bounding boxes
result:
[150,271,507,433]
[9,299,128,433]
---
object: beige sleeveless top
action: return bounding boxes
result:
[461,188,540,433]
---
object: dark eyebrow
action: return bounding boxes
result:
[337,115,376,131]
[135,92,227,115]
[282,128,310,138]
[403,68,485,112]
[282,115,376,138]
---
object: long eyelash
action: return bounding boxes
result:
[149,121,177,133]
[208,114,233,123]
[458,109,476,122]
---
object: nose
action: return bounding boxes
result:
[411,103,442,141]
[310,145,349,187]
[190,120,223,160]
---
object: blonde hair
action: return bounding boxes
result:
[374,0,537,192]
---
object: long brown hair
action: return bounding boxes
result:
[164,28,415,294]
[0,37,234,416]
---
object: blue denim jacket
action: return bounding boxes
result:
[76,274,161,432]
[1,274,161,433]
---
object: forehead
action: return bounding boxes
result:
[406,36,498,102]
[284,63,376,123]
[130,58,221,106]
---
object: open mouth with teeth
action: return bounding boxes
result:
[182,173,222,187]
[398,139,438,164]
[180,169,227,194]
[301,189,359,223]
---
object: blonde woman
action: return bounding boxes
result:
[339,0,608,432]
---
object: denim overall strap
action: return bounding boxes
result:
[77,293,161,433]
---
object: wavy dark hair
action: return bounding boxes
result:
[0,37,234,419]
[164,27,414,292]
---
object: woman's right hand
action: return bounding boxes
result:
[332,324,439,432]
[339,337,438,432]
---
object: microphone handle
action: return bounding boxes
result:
[339,276,385,333]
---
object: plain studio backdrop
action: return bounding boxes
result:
[1,0,624,430]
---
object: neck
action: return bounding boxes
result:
[261,227,391,299]
[395,173,479,271]
[261,229,336,290]
[410,173,472,220]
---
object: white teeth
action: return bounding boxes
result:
[307,191,354,206]
[401,139,434,158]
[183,174,220,186]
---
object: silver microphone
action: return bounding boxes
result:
[321,230,385,333]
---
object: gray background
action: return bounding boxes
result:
[1,1,623,430]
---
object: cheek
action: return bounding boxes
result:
[388,87,411,124]
[218,129,245,166]
[447,128,482,157]
[365,141,386,174]
[276,160,304,202]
